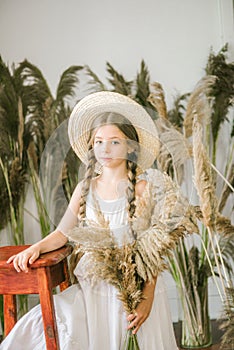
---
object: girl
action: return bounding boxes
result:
[0,91,187,350]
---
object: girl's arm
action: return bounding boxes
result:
[126,179,157,333]
[7,182,83,273]
[127,277,157,334]
[7,230,68,273]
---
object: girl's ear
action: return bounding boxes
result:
[127,146,135,154]
[127,138,139,155]
[127,150,137,163]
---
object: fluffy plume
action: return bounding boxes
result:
[135,224,186,282]
[218,164,234,212]
[74,242,144,314]
[184,76,216,137]
[68,224,112,250]
[193,206,234,236]
[220,287,234,350]
[9,157,27,211]
[216,214,234,237]
[155,118,193,183]
[140,169,198,235]
[147,82,167,119]
[192,116,218,229]
[147,82,192,184]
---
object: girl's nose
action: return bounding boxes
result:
[102,141,111,153]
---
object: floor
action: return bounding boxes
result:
[0,320,225,349]
[178,345,220,350]
[178,341,221,350]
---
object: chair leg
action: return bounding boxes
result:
[3,294,17,336]
[37,267,60,350]
[59,259,70,292]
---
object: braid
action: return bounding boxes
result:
[78,147,96,224]
[69,146,96,284]
[127,153,138,239]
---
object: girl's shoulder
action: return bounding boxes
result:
[68,180,84,214]
[71,181,83,199]
[135,179,148,198]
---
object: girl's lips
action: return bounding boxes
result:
[100,157,112,162]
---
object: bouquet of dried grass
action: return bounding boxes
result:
[69,222,144,348]
[89,242,143,350]
[67,169,198,349]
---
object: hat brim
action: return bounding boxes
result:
[68,91,160,173]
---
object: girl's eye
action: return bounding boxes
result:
[94,139,121,145]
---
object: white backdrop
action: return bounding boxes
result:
[0,0,233,322]
[0,0,233,105]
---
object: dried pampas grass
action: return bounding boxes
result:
[68,224,112,250]
[193,207,234,237]
[156,119,192,167]
[135,224,186,282]
[220,287,234,350]
[147,82,167,119]
[184,76,216,138]
[192,116,217,229]
[147,82,193,184]
[218,164,234,212]
[155,118,192,183]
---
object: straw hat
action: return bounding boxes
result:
[68,91,159,173]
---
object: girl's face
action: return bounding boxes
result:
[93,124,129,169]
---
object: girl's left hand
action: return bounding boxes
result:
[127,288,154,334]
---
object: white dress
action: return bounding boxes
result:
[0,188,178,350]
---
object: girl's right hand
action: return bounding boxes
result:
[7,245,41,273]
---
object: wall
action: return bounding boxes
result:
[0,0,233,322]
[1,0,233,105]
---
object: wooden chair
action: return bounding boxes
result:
[0,244,73,350]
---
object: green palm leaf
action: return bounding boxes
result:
[18,59,52,113]
[85,65,107,92]
[0,56,20,144]
[135,60,152,109]
[56,65,83,102]
[168,93,190,129]
[205,44,234,143]
[106,62,132,95]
